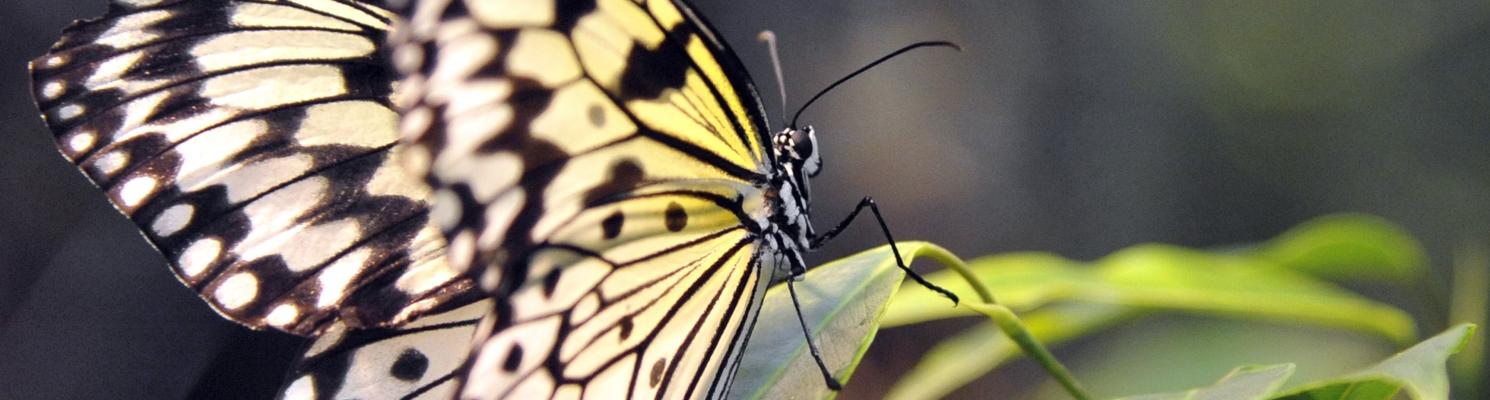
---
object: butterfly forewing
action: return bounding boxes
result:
[389,0,781,398]
[30,0,471,335]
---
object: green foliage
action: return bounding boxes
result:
[730,214,1478,399]
[1256,213,1427,283]
[1116,365,1295,400]
[727,242,934,400]
[1274,324,1476,400]
[1119,324,1475,400]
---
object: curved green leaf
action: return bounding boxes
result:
[1255,213,1427,283]
[881,252,1089,327]
[1116,364,1296,400]
[886,304,1133,400]
[1274,324,1477,400]
[885,244,1415,343]
[728,242,952,400]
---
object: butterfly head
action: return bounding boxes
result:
[774,125,823,179]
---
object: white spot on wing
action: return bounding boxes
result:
[227,3,360,31]
[392,40,424,72]
[84,52,146,89]
[173,119,265,190]
[400,106,434,142]
[467,0,555,27]
[478,189,524,249]
[507,29,579,86]
[440,152,520,203]
[57,104,83,120]
[394,257,458,295]
[267,304,300,327]
[465,316,562,399]
[282,375,315,400]
[218,155,315,203]
[179,238,222,278]
[96,10,169,48]
[295,102,395,148]
[447,230,475,274]
[554,384,582,400]
[432,189,462,231]
[429,30,497,88]
[67,131,96,153]
[118,176,158,207]
[191,30,374,72]
[215,272,260,310]
[303,322,346,359]
[41,81,64,99]
[94,151,128,175]
[317,249,370,308]
[265,218,361,273]
[571,294,600,322]
[151,204,195,236]
[199,65,348,109]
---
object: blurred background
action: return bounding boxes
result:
[1,1,1486,399]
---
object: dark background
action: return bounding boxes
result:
[2,1,1487,399]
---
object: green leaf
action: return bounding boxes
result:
[1254,213,1427,283]
[886,304,1134,400]
[727,242,950,400]
[886,244,1415,343]
[1114,364,1296,400]
[1107,324,1476,400]
[1274,324,1478,400]
[881,252,1091,327]
[881,215,1421,398]
[1095,244,1415,344]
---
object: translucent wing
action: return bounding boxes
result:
[30,0,472,335]
[280,300,491,400]
[388,0,780,397]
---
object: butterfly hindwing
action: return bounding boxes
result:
[461,228,769,399]
[389,0,781,398]
[30,0,471,335]
[280,300,491,400]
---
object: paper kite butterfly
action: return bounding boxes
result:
[30,0,955,398]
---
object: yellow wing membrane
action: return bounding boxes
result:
[389,0,779,398]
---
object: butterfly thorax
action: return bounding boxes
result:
[763,125,824,268]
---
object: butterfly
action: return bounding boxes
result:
[30,0,955,399]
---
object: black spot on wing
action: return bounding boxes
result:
[618,316,634,340]
[542,268,562,298]
[601,211,624,240]
[502,344,524,372]
[649,358,667,388]
[551,0,597,32]
[582,159,644,206]
[390,348,430,381]
[618,31,691,100]
[586,103,605,127]
[664,201,687,232]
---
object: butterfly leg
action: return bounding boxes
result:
[810,197,959,305]
[784,253,844,391]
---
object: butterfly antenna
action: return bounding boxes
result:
[790,41,961,128]
[758,30,791,128]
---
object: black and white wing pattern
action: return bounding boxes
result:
[281,299,493,400]
[387,0,788,398]
[30,0,474,335]
[34,0,842,399]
